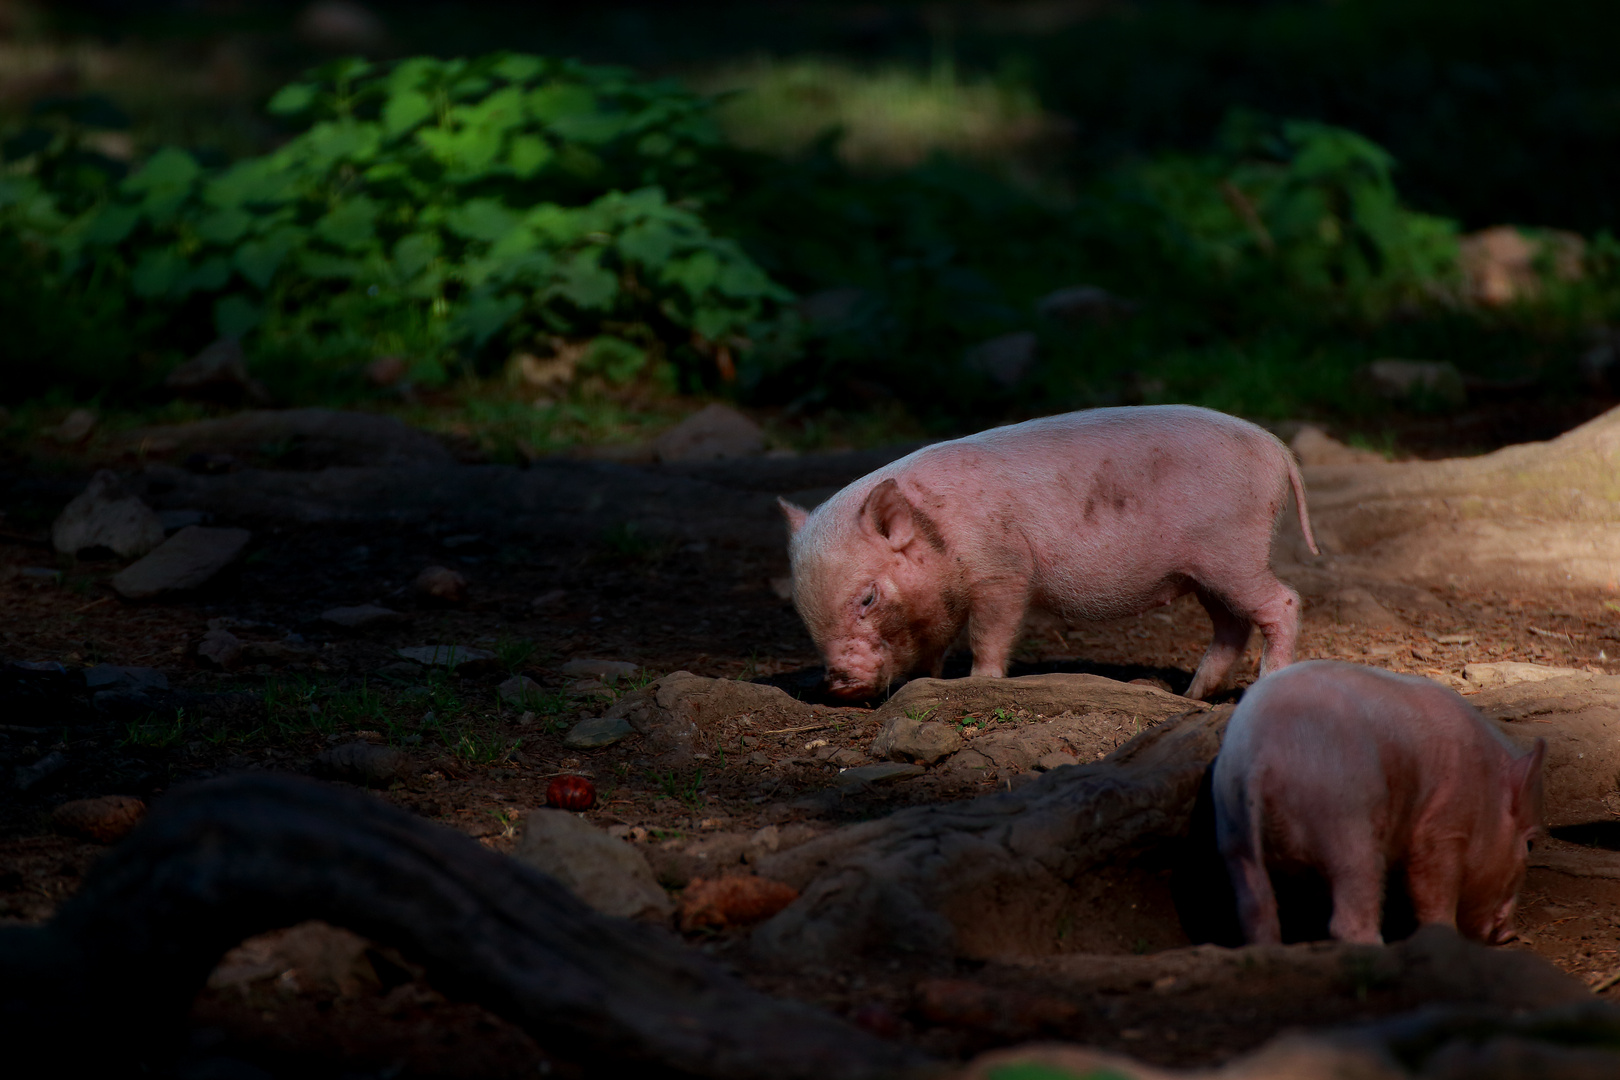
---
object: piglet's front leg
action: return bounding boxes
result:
[966,583,1031,679]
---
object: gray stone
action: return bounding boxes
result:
[52,470,165,559]
[1035,285,1138,323]
[871,716,964,765]
[516,809,674,921]
[1361,359,1466,407]
[414,565,467,605]
[320,604,403,629]
[652,404,765,463]
[837,762,926,787]
[564,715,637,749]
[165,336,271,404]
[83,664,168,691]
[197,627,245,670]
[312,741,408,788]
[561,659,639,683]
[962,331,1038,388]
[396,645,496,668]
[14,751,67,792]
[111,526,252,599]
[54,408,97,444]
[498,675,545,707]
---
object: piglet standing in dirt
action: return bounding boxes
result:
[1213,660,1546,945]
[777,405,1317,700]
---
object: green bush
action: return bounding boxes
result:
[7,54,790,393]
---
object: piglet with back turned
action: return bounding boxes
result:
[1213,660,1546,945]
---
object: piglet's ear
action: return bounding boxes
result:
[777,497,810,536]
[860,478,916,552]
[1511,737,1547,819]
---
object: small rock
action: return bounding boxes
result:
[165,336,271,404]
[51,795,146,843]
[296,0,387,51]
[837,762,926,787]
[871,716,965,765]
[516,810,674,921]
[395,645,496,669]
[498,675,545,707]
[15,751,68,792]
[365,355,406,386]
[963,331,1038,388]
[564,715,637,749]
[1034,751,1079,771]
[560,659,640,683]
[677,874,799,932]
[746,751,771,766]
[1463,662,1592,691]
[320,604,403,629]
[1459,225,1584,306]
[652,404,765,463]
[53,408,98,444]
[1289,425,1386,467]
[413,565,467,605]
[828,748,867,767]
[111,526,252,599]
[197,627,245,670]
[84,665,169,691]
[1361,359,1466,407]
[51,470,166,559]
[312,742,408,788]
[1035,285,1137,323]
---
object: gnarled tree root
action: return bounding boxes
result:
[0,773,933,1079]
[754,708,1230,965]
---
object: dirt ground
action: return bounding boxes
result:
[4,417,1620,1077]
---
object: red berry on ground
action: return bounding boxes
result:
[547,775,597,811]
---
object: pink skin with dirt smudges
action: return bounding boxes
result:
[1214,660,1546,945]
[777,405,1317,700]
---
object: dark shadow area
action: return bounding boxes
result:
[1550,821,1620,851]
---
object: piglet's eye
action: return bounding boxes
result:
[861,590,876,608]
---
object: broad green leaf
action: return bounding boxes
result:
[527,83,596,123]
[716,258,772,299]
[549,110,626,145]
[178,255,232,295]
[298,250,364,279]
[194,207,254,245]
[80,203,141,246]
[214,294,262,337]
[493,54,545,84]
[267,82,317,116]
[507,134,553,177]
[235,227,303,289]
[551,247,618,309]
[526,203,586,244]
[314,196,381,250]
[691,303,736,340]
[660,249,720,296]
[122,147,200,194]
[453,288,524,345]
[445,197,520,243]
[383,89,434,136]
[303,120,382,168]
[206,159,301,208]
[392,232,441,279]
[616,219,682,267]
[131,248,185,297]
[584,336,646,383]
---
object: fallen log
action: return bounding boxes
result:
[0,773,932,1079]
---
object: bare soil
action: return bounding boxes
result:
[4,421,1620,1077]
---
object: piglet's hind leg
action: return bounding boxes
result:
[1186,590,1252,700]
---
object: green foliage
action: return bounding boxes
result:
[9,55,790,391]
